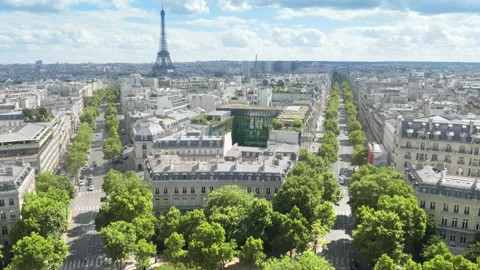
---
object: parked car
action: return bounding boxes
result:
[60,171,66,176]
[78,180,85,186]
[80,175,85,180]
[351,260,360,270]
[339,175,345,185]
[92,161,97,167]
[87,185,95,191]
[122,156,129,160]
[340,168,348,176]
[87,174,93,180]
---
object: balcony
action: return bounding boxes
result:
[458,160,466,165]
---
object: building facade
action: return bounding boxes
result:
[405,162,480,252]
[144,148,295,214]
[394,115,480,178]
[0,162,35,246]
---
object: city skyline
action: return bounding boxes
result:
[1,0,480,64]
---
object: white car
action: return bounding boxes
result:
[87,185,95,191]
[339,175,345,185]
[78,180,85,186]
[87,174,93,180]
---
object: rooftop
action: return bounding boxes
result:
[278,105,310,121]
[0,123,47,143]
[409,164,479,190]
[218,104,283,111]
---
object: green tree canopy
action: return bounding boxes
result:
[7,232,67,270]
[263,251,334,270]
[36,172,75,201]
[374,254,397,270]
[239,236,266,270]
[164,232,188,265]
[100,221,137,268]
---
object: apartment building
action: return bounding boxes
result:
[0,112,24,128]
[0,162,35,246]
[133,119,166,170]
[406,162,480,251]
[0,123,56,173]
[144,144,296,214]
[394,115,480,178]
[151,129,233,162]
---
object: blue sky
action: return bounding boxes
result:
[1,0,480,63]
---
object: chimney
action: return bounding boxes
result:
[470,120,474,135]
[169,159,174,171]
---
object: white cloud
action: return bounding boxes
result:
[272,28,327,47]
[184,16,256,28]
[0,0,105,11]
[168,0,209,14]
[277,7,402,21]
[220,28,259,47]
[217,0,251,11]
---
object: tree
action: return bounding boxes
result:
[348,120,362,132]
[324,119,340,136]
[13,193,68,240]
[38,107,48,118]
[100,221,137,269]
[135,239,156,270]
[352,207,405,262]
[241,198,273,242]
[263,251,334,270]
[239,237,266,270]
[22,108,34,120]
[271,119,284,130]
[95,172,154,231]
[7,232,67,270]
[402,259,423,270]
[36,172,75,200]
[204,185,252,243]
[320,172,343,205]
[378,195,426,242]
[349,130,366,145]
[374,254,397,270]
[318,143,338,164]
[67,150,87,178]
[103,136,123,162]
[164,232,188,265]
[178,209,207,246]
[351,144,367,166]
[297,148,330,174]
[156,206,181,248]
[270,207,310,257]
[188,222,237,270]
[465,241,480,263]
[321,131,339,152]
[292,118,303,129]
[105,106,118,119]
[310,220,329,254]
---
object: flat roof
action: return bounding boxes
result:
[278,105,310,120]
[218,104,283,111]
[0,123,46,143]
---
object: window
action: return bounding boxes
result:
[142,143,147,150]
[454,205,459,213]
[174,187,179,194]
[201,187,206,194]
[191,187,195,194]
[430,202,436,210]
[163,187,168,194]
[441,217,448,226]
[0,200,4,207]
[1,226,6,235]
[142,151,147,159]
[209,187,214,192]
[443,190,451,196]
[429,214,435,219]
[155,198,160,206]
[465,206,470,215]
[444,203,449,211]
[182,187,187,194]
[0,212,5,220]
[420,200,425,208]
[460,234,467,244]
[477,223,480,230]
[440,231,446,239]
[452,218,458,228]
[274,188,279,194]
[450,233,456,243]
[462,219,469,229]
[255,187,260,194]
[8,199,13,206]
[155,188,160,194]
[266,188,271,195]
[247,187,252,193]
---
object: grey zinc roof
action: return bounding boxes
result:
[0,123,45,143]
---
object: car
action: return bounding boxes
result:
[92,161,97,167]
[60,171,66,176]
[87,174,93,180]
[122,155,129,160]
[96,133,101,136]
[113,160,124,165]
[87,185,94,191]
[80,175,85,180]
[351,260,360,270]
[339,175,345,185]
[340,168,348,176]
[78,180,85,186]
[82,166,89,171]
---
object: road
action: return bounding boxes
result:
[318,96,368,269]
[61,110,110,270]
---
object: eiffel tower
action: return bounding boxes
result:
[151,5,175,76]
